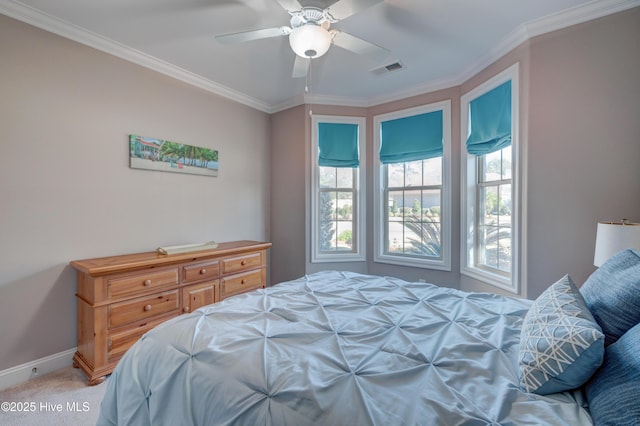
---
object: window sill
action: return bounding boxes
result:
[460,266,517,294]
[311,254,366,263]
[374,254,451,271]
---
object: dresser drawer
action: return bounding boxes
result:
[221,270,263,299]
[221,253,262,274]
[182,260,220,284]
[108,268,179,299]
[109,290,180,329]
[182,280,217,313]
[107,316,172,363]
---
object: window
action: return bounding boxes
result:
[373,101,451,270]
[311,115,366,263]
[461,63,521,294]
[476,146,512,274]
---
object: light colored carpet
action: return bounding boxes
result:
[0,366,107,425]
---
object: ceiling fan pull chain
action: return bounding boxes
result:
[305,58,311,94]
[307,59,313,116]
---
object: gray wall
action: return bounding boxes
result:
[270,105,307,284]
[525,9,640,296]
[0,15,271,371]
[270,8,640,298]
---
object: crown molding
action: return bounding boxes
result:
[365,73,463,108]
[305,93,370,108]
[368,0,640,108]
[268,94,305,114]
[459,0,640,85]
[2,0,638,113]
[0,0,272,113]
[524,0,640,39]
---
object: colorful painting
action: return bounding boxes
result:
[129,135,218,177]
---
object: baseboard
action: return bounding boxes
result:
[0,348,77,391]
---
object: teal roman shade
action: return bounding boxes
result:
[379,110,443,164]
[318,122,359,168]
[466,80,512,155]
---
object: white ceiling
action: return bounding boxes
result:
[1,0,638,112]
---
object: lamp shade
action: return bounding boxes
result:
[594,220,640,266]
[289,24,332,59]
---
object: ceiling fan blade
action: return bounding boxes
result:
[215,26,291,44]
[326,0,383,20]
[331,31,390,62]
[292,55,310,78]
[273,0,303,12]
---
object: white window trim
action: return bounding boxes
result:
[373,101,452,271]
[460,63,523,295]
[310,115,366,263]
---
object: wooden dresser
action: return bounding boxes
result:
[70,240,271,385]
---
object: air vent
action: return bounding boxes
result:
[385,62,403,72]
[371,61,405,76]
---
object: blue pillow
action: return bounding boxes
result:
[519,275,605,395]
[580,248,640,346]
[585,323,640,426]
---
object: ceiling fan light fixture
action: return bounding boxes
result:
[289,24,332,59]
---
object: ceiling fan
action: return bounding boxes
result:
[215,0,390,78]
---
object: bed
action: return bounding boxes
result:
[97,250,640,426]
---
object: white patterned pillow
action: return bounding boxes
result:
[518,275,604,395]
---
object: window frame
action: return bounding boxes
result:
[373,101,452,271]
[311,115,366,263]
[460,63,522,294]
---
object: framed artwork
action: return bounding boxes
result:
[129,134,219,177]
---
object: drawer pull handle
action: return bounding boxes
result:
[200,269,207,275]
[144,304,152,312]
[107,338,112,349]
[241,279,247,285]
[183,306,190,313]
[241,260,247,266]
[144,279,152,286]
